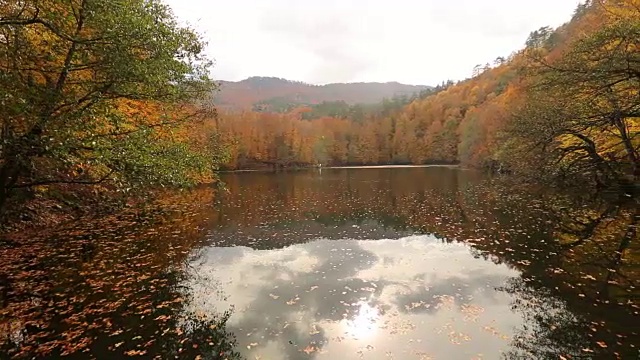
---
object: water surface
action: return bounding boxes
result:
[1,167,638,359]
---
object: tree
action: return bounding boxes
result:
[472,64,483,77]
[0,0,215,214]
[525,26,553,49]
[509,3,640,187]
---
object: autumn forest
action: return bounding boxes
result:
[211,1,639,193]
[1,0,640,359]
[0,0,638,224]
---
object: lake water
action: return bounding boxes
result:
[1,167,638,359]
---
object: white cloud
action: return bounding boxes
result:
[185,235,524,359]
[164,0,580,85]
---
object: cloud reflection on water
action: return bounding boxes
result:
[188,234,523,359]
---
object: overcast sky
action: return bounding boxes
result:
[164,0,580,86]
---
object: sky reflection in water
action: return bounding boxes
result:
[2,168,637,358]
[173,168,638,359]
[189,234,524,359]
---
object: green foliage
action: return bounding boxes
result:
[100,130,210,189]
[252,97,300,113]
[300,87,453,121]
[525,26,554,49]
[0,0,221,213]
[207,131,232,172]
[506,13,640,188]
[302,100,352,119]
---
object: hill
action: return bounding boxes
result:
[210,0,639,191]
[212,76,431,111]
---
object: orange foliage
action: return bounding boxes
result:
[209,0,633,171]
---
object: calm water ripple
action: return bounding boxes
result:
[1,167,638,359]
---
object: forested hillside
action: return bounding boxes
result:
[1,0,638,227]
[212,0,639,191]
[213,76,432,111]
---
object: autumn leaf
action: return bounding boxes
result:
[302,345,317,354]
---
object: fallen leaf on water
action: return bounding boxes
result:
[286,296,300,305]
[125,350,147,356]
[309,325,320,335]
[302,345,316,354]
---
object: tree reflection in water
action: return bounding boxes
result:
[1,168,638,359]
[493,188,639,359]
[1,189,242,359]
[208,169,638,359]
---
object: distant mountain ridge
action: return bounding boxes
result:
[213,76,431,111]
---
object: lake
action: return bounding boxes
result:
[1,167,638,359]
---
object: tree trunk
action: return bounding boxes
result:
[613,115,640,181]
[0,157,21,215]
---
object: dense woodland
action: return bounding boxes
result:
[0,0,639,225]
[212,0,639,192]
[0,0,223,223]
[0,1,638,358]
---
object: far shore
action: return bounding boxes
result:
[218,164,462,173]
[324,164,460,169]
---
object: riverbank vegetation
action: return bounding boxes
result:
[0,0,225,227]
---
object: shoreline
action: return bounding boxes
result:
[324,164,460,169]
[218,164,462,173]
